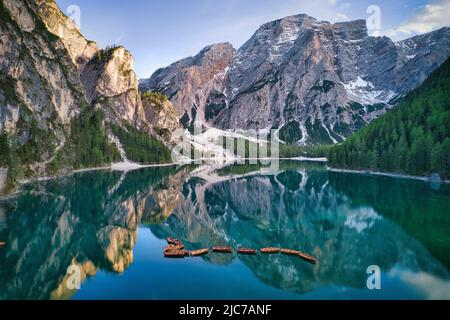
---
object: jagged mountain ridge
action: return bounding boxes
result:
[139,42,236,128]
[141,14,450,145]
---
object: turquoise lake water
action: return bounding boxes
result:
[0,162,449,300]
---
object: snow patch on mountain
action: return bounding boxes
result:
[343,77,396,105]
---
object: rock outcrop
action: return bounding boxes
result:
[0,0,86,162]
[139,43,236,129]
[142,14,450,145]
[0,0,174,188]
[141,92,180,143]
[81,46,146,126]
[35,0,98,71]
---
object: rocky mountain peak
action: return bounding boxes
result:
[195,42,235,64]
[139,42,236,127]
[143,13,450,145]
[35,0,98,70]
[81,45,146,126]
[82,46,137,101]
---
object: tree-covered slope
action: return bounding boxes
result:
[328,58,450,179]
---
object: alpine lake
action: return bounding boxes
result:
[0,161,449,300]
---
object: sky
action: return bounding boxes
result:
[55,0,450,79]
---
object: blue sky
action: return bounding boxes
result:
[55,0,450,79]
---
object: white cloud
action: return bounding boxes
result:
[385,0,450,39]
[328,0,338,5]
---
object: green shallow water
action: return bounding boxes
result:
[0,161,449,300]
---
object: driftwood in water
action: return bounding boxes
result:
[167,237,182,245]
[298,252,317,265]
[281,249,301,256]
[164,244,185,252]
[237,248,257,255]
[191,249,209,257]
[164,237,188,258]
[213,246,233,254]
[162,237,318,264]
[164,250,186,258]
[260,247,280,254]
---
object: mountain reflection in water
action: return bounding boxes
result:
[0,162,449,300]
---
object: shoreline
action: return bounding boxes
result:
[327,167,450,184]
[3,158,448,199]
[0,157,328,198]
[0,162,180,200]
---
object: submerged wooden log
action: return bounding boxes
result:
[167,237,182,245]
[191,249,209,257]
[164,250,186,258]
[164,244,185,252]
[213,246,233,254]
[237,248,257,255]
[298,252,318,265]
[281,249,301,256]
[260,247,280,254]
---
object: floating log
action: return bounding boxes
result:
[164,244,185,252]
[0,242,5,249]
[298,252,318,265]
[167,237,182,245]
[237,248,257,255]
[260,247,280,254]
[191,249,209,257]
[164,250,186,259]
[281,249,301,256]
[213,246,233,254]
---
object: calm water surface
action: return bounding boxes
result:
[0,162,449,300]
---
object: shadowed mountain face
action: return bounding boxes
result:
[0,162,449,299]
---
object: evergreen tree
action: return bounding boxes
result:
[327,58,450,179]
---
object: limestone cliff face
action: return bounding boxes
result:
[81,47,146,126]
[139,43,236,129]
[0,0,173,184]
[0,0,85,152]
[35,0,98,70]
[141,93,180,143]
[143,14,450,145]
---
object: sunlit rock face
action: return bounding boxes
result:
[143,14,450,145]
[0,0,172,172]
[139,43,236,129]
[141,94,181,144]
[81,47,146,127]
[0,0,85,152]
[35,0,98,70]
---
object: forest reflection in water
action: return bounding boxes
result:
[0,161,449,300]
